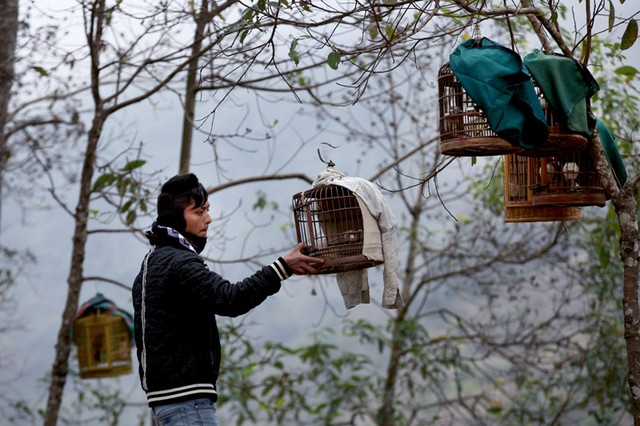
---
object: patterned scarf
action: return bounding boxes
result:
[145,222,207,254]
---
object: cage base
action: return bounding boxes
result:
[532,192,607,208]
[313,255,383,274]
[79,363,132,379]
[504,204,582,223]
[440,137,522,157]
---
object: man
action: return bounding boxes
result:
[132,173,321,425]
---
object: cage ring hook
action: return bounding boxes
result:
[317,142,339,167]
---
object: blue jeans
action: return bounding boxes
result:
[152,398,218,426]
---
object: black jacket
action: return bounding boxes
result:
[132,224,291,406]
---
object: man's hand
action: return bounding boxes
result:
[282,243,324,275]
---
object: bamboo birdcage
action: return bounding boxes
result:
[292,184,383,274]
[502,149,608,222]
[438,63,588,157]
[438,63,522,156]
[504,149,606,210]
[73,313,132,379]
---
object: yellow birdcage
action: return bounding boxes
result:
[292,184,383,274]
[73,313,132,379]
[438,62,588,157]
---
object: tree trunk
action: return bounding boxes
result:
[44,1,107,424]
[378,189,423,425]
[179,0,210,174]
[378,311,406,426]
[589,131,640,425]
[43,113,105,426]
[615,186,640,425]
[0,0,19,240]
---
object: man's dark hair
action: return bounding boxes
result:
[156,173,208,231]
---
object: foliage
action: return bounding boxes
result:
[91,157,152,226]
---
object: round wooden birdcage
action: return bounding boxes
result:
[438,62,587,157]
[503,154,582,222]
[438,63,521,156]
[73,313,132,379]
[292,185,383,274]
[504,150,606,213]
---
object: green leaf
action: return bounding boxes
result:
[121,159,146,172]
[253,192,267,210]
[598,245,610,268]
[121,199,133,212]
[257,0,266,11]
[471,156,477,166]
[117,176,130,196]
[608,1,615,32]
[614,65,638,80]
[240,29,250,44]
[327,51,340,70]
[32,66,49,77]
[125,210,136,226]
[92,173,115,192]
[385,24,396,40]
[368,23,379,40]
[243,8,254,22]
[288,39,299,65]
[620,19,638,50]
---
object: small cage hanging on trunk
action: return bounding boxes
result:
[292,184,383,274]
[73,313,133,379]
[438,63,588,157]
[503,149,606,215]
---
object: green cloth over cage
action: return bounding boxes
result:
[449,37,548,150]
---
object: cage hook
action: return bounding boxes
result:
[472,22,482,46]
[317,142,339,167]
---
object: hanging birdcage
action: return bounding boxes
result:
[438,62,523,156]
[438,63,588,157]
[73,313,132,379]
[503,148,606,215]
[503,154,582,222]
[292,184,383,274]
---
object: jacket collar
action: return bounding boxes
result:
[146,222,206,254]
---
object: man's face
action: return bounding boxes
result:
[184,199,211,237]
